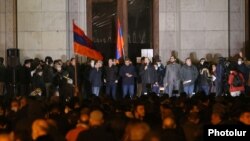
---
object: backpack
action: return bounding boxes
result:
[232,73,243,87]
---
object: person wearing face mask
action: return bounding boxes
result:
[18,59,32,97]
[196,58,206,92]
[43,56,54,98]
[155,59,166,88]
[31,68,46,97]
[52,62,63,90]
[67,58,79,87]
[80,60,95,99]
[237,57,250,95]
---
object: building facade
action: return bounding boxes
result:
[0,0,247,64]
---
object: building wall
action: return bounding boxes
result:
[17,0,86,63]
[68,0,87,61]
[0,0,246,64]
[159,0,245,64]
[17,0,66,62]
[230,0,245,56]
[0,0,16,62]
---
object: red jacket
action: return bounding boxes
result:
[228,71,245,92]
[66,125,88,141]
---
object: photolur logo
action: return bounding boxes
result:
[208,129,247,136]
[204,125,250,141]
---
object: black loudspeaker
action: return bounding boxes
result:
[7,48,20,68]
[246,48,250,61]
[246,41,250,60]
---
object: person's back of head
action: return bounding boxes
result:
[31,119,49,140]
[162,116,176,129]
[187,112,200,124]
[123,121,150,141]
[160,104,174,120]
[79,107,90,123]
[89,110,104,127]
[211,112,223,125]
[0,133,11,141]
[45,56,53,64]
[20,96,28,109]
[239,108,250,125]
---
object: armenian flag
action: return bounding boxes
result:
[73,21,103,60]
[116,19,124,59]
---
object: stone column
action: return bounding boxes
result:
[117,0,128,57]
[153,0,159,56]
[17,0,68,62]
[246,0,249,42]
[68,0,87,61]
[229,0,245,56]
[86,0,92,38]
[159,0,180,63]
[0,0,6,58]
[0,0,17,61]
[6,0,16,50]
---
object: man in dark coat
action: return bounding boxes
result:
[89,61,102,96]
[18,59,32,96]
[180,58,198,97]
[43,57,54,97]
[119,58,137,98]
[139,57,158,95]
[0,57,6,95]
[104,59,118,100]
[31,68,45,96]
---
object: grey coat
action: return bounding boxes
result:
[163,63,181,84]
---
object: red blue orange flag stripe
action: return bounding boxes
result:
[73,21,103,60]
[116,19,124,59]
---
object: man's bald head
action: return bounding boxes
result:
[32,119,49,140]
[0,133,11,141]
[89,110,104,126]
[162,116,176,129]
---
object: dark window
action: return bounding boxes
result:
[91,0,153,62]
[128,0,152,62]
[92,0,117,59]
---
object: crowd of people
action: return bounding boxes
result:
[1,53,249,100]
[0,53,249,141]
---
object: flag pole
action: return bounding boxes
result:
[118,18,125,61]
[74,54,79,97]
[122,45,125,61]
[73,20,79,97]
[120,19,125,61]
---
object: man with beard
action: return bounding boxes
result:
[163,56,181,97]
[104,59,118,100]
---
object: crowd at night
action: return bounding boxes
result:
[0,54,249,141]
